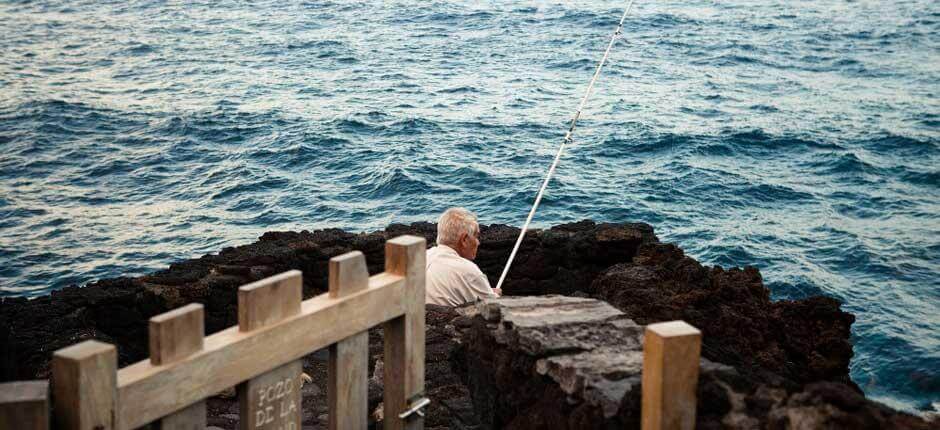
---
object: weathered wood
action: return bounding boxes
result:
[329,251,369,297]
[238,270,302,332]
[118,273,407,429]
[157,403,206,430]
[383,316,408,430]
[238,361,302,430]
[329,333,369,430]
[52,340,117,430]
[641,320,702,430]
[238,270,304,430]
[150,303,205,366]
[0,380,49,430]
[150,303,207,430]
[237,269,302,334]
[328,251,371,430]
[382,235,426,430]
[39,237,430,430]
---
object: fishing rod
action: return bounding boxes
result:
[495,1,638,291]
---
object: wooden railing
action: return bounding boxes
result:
[642,321,702,430]
[0,234,704,430]
[0,235,427,430]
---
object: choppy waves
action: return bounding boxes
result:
[1,0,938,414]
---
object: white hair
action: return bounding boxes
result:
[436,207,479,247]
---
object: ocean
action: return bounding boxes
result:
[0,0,937,414]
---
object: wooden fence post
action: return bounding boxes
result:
[52,340,117,430]
[382,235,426,430]
[328,251,370,430]
[0,380,49,430]
[237,270,304,430]
[642,320,702,430]
[150,303,207,430]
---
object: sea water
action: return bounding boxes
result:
[0,0,937,414]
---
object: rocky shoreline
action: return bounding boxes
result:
[0,221,932,428]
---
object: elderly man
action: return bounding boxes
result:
[425,208,502,306]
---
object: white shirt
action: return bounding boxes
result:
[425,245,498,306]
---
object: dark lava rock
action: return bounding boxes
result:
[0,221,653,382]
[474,221,658,297]
[460,295,649,429]
[586,242,857,388]
[1,220,919,428]
[0,221,653,428]
[459,296,932,430]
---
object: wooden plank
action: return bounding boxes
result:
[329,251,369,298]
[383,316,407,430]
[329,333,368,430]
[237,270,302,332]
[52,340,117,430]
[158,403,206,430]
[382,235,426,430]
[150,303,207,430]
[328,251,370,430]
[237,361,302,430]
[0,380,49,430]
[150,303,205,366]
[238,270,302,332]
[641,320,702,430]
[238,270,304,430]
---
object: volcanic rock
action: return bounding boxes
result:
[0,220,919,428]
[587,242,856,388]
[459,296,932,429]
[0,221,656,382]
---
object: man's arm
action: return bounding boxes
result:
[465,269,499,300]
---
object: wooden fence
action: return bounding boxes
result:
[1,235,427,430]
[0,234,704,430]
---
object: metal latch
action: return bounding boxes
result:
[398,396,431,420]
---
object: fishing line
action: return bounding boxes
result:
[495,1,638,291]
